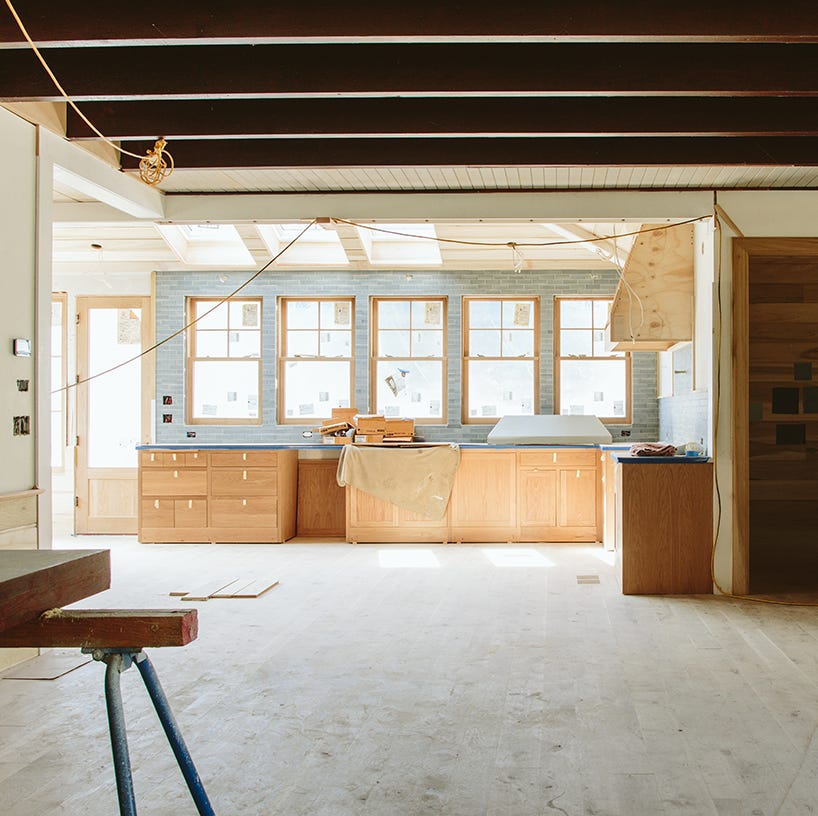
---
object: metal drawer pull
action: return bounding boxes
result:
[243,470,247,480]
[552,452,557,463]
[150,453,155,462]
[188,500,193,509]
[174,470,178,478]
[242,499,247,507]
[242,452,247,461]
[172,453,177,461]
[576,470,580,478]
[154,500,159,510]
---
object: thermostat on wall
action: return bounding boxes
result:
[12,338,31,357]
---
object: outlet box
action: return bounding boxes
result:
[13,416,30,435]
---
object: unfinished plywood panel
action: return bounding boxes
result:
[297,460,345,537]
[609,223,694,351]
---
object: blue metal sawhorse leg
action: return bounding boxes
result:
[87,648,215,816]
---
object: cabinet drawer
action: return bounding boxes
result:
[519,449,598,469]
[141,468,208,497]
[209,451,279,468]
[210,498,278,528]
[174,499,207,527]
[211,468,279,497]
[140,450,207,468]
[141,498,174,526]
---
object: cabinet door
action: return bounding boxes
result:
[518,468,558,529]
[559,468,597,528]
[450,451,516,539]
[141,498,174,527]
[347,487,399,528]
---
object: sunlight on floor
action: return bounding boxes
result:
[481,548,555,568]
[378,549,441,568]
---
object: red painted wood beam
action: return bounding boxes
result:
[4,43,818,101]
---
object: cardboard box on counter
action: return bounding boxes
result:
[384,418,415,437]
[355,415,387,434]
[354,433,384,444]
[331,407,359,425]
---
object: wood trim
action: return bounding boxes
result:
[554,295,632,425]
[51,292,68,470]
[185,296,263,425]
[277,296,355,425]
[370,295,448,424]
[462,295,540,424]
[730,241,750,595]
[0,488,44,502]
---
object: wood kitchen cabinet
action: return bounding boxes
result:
[449,450,517,542]
[346,486,450,543]
[138,449,298,543]
[615,457,713,594]
[517,449,599,542]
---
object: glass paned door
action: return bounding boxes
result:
[75,297,151,533]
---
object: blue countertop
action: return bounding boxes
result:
[137,441,638,451]
[611,453,711,464]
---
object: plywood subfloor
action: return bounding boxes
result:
[1,535,817,815]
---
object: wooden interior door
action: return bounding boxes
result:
[75,297,152,533]
[733,239,818,594]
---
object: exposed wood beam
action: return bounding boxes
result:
[64,97,818,140]
[2,2,818,44]
[544,224,631,268]
[5,43,818,101]
[40,128,165,219]
[118,136,818,170]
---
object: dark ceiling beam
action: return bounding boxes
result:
[117,137,818,170]
[67,98,818,140]
[4,43,818,100]
[2,1,818,44]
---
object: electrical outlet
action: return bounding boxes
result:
[186,431,197,438]
[13,416,30,436]
[620,429,631,437]
[16,379,29,392]
[162,414,173,423]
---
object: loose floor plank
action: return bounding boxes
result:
[228,578,279,598]
[179,577,239,601]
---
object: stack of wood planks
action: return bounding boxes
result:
[171,577,279,601]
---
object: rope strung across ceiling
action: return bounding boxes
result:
[4,0,174,186]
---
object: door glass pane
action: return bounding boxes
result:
[375,360,443,419]
[467,360,534,418]
[88,308,142,468]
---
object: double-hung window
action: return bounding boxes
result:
[555,296,631,423]
[187,297,262,424]
[463,297,539,422]
[278,297,354,423]
[371,297,447,422]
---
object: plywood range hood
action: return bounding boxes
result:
[608,222,694,352]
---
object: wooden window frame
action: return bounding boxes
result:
[554,295,632,425]
[51,292,68,471]
[277,296,355,425]
[462,296,541,425]
[186,296,263,426]
[370,296,448,425]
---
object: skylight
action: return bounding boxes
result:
[356,223,442,266]
[156,223,254,266]
[257,224,348,265]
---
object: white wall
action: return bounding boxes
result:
[0,107,37,495]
